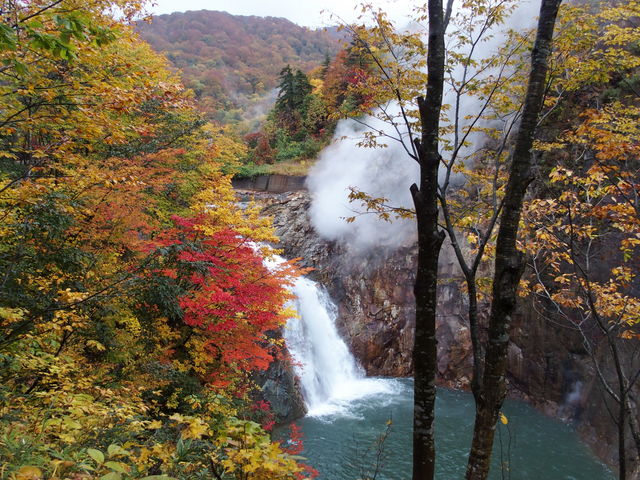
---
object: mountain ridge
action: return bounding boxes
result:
[137,10,343,124]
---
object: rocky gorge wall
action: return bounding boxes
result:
[255,189,624,470]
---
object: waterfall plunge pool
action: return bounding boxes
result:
[276,257,613,479]
[283,378,614,480]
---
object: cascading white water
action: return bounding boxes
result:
[262,250,399,417]
[285,278,361,405]
[284,272,400,417]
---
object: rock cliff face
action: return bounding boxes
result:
[259,190,620,467]
[263,192,417,377]
[263,192,476,383]
[254,354,307,423]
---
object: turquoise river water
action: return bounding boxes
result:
[276,261,614,480]
[286,379,613,480]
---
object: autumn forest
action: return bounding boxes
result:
[1,1,639,480]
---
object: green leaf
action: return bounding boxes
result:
[24,20,43,29]
[63,417,82,429]
[139,476,177,480]
[107,444,128,457]
[43,417,62,428]
[0,24,17,50]
[100,473,122,480]
[12,59,28,76]
[87,448,105,464]
[104,461,127,473]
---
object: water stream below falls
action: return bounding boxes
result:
[280,267,614,479]
[293,381,613,480]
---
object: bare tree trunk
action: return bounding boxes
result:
[465,1,563,478]
[591,297,638,478]
[411,0,447,478]
[625,395,640,466]
[467,279,484,400]
[620,386,628,480]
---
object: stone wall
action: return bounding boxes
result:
[232,174,306,193]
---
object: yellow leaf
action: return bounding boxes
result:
[182,417,209,440]
[15,466,43,480]
[500,413,508,425]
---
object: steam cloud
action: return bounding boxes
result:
[307,114,419,252]
[306,0,539,253]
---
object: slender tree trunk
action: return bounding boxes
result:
[582,319,639,477]
[596,305,638,477]
[612,339,628,480]
[625,396,640,465]
[411,182,444,480]
[620,387,628,480]
[465,1,562,478]
[467,279,483,401]
[411,0,447,478]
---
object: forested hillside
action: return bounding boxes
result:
[0,1,311,479]
[137,11,341,124]
[238,46,376,176]
[2,0,639,479]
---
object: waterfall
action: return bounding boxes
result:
[285,277,361,411]
[261,249,399,417]
[284,271,399,417]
